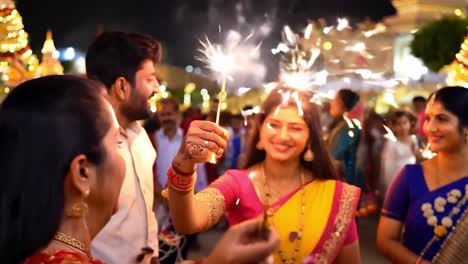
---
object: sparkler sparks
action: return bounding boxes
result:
[274,25,327,91]
[274,89,305,117]
[197,36,235,78]
[197,30,262,163]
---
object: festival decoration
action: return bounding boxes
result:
[446,33,468,86]
[0,0,39,90]
[38,30,63,76]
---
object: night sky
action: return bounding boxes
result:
[18,0,396,69]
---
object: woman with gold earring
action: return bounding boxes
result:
[167,86,361,264]
[0,76,126,264]
[377,86,468,264]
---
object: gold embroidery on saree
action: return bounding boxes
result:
[312,183,358,264]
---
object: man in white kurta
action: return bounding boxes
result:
[86,31,161,264]
[92,124,158,264]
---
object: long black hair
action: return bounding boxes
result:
[0,75,111,263]
[243,86,338,180]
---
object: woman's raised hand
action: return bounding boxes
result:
[172,120,230,172]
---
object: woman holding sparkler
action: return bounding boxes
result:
[0,75,279,264]
[167,86,361,264]
[377,86,468,264]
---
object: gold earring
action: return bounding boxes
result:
[256,140,264,150]
[66,200,89,217]
[303,143,314,162]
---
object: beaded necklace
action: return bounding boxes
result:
[262,163,306,264]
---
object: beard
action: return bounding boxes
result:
[120,97,152,122]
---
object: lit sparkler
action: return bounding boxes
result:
[197,31,261,163]
[274,25,327,91]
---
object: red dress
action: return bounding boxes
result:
[23,250,104,264]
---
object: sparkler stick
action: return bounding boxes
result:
[209,77,227,163]
[197,35,233,164]
[197,31,261,163]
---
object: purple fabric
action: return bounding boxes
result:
[382,164,468,261]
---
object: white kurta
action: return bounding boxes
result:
[92,122,158,264]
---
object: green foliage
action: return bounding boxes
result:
[410,16,468,72]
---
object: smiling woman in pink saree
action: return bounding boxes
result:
[166,86,361,264]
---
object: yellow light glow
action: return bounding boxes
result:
[455,9,464,17]
[323,41,333,50]
[22,49,32,57]
[183,93,191,105]
[221,102,228,110]
[4,87,10,93]
[184,82,196,93]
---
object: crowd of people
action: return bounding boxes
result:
[0,30,467,264]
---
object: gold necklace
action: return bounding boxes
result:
[53,232,90,256]
[262,163,306,264]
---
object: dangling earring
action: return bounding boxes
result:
[256,140,264,150]
[303,143,314,162]
[66,200,89,217]
[65,188,90,217]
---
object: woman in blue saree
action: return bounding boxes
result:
[377,86,468,264]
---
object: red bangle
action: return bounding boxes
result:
[167,166,195,192]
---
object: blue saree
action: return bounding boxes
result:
[382,164,468,261]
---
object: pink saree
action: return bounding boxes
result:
[210,170,360,264]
